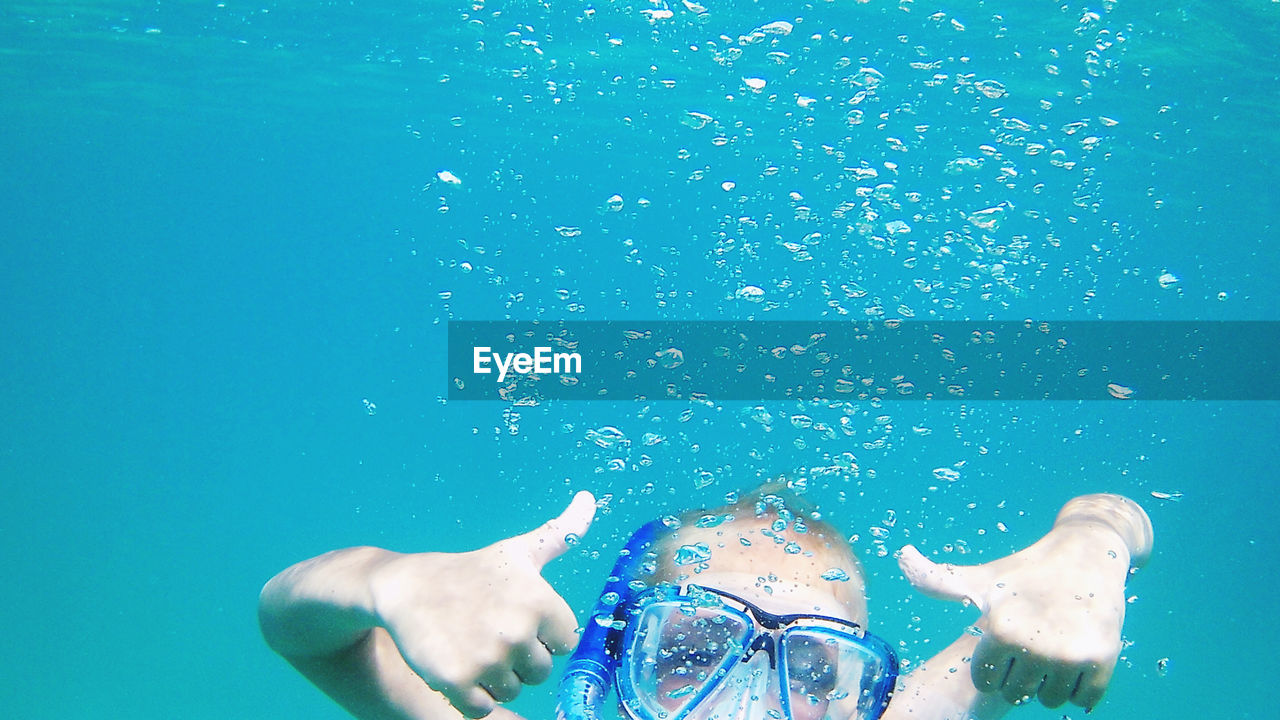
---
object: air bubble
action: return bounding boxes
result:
[974,79,1007,98]
[682,111,714,129]
[656,347,685,369]
[1106,383,1135,399]
[932,467,961,482]
[666,684,696,700]
[674,542,712,565]
[967,206,1005,231]
[585,426,626,448]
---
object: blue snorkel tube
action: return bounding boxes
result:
[556,519,665,720]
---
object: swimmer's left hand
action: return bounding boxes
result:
[896,494,1152,712]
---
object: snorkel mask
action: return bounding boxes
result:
[556,520,898,720]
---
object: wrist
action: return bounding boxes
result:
[366,549,410,626]
[1053,494,1154,568]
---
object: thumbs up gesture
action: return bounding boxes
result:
[896,495,1152,711]
[369,491,597,718]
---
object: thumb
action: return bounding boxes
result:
[487,707,528,720]
[514,491,597,569]
[896,544,993,612]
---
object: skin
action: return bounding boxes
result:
[645,569,855,720]
[259,492,1151,720]
[656,521,869,623]
[259,492,597,720]
[655,520,1001,720]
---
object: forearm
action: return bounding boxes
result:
[259,546,391,658]
[883,634,1010,720]
[259,547,460,720]
[257,494,593,720]
[287,626,460,720]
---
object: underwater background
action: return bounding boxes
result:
[1,1,1277,719]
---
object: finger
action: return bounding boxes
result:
[1065,671,1086,708]
[479,666,523,704]
[1000,657,1045,706]
[1037,669,1076,708]
[397,641,494,719]
[896,544,990,611]
[512,639,554,686]
[488,708,527,720]
[447,685,497,720]
[969,636,1009,692]
[518,491,597,569]
[537,588,581,655]
[1070,662,1112,710]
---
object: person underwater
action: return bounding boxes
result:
[259,484,1153,720]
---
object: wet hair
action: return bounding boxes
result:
[650,478,867,615]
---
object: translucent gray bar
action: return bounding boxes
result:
[447,321,1280,402]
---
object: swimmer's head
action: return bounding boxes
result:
[650,480,868,626]
[556,480,895,720]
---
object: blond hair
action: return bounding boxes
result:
[650,480,867,620]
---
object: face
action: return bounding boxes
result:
[632,522,872,720]
[635,578,856,720]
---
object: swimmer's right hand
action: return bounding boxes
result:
[369,491,596,718]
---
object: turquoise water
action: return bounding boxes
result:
[1,1,1276,719]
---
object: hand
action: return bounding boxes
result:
[369,491,596,718]
[897,523,1133,710]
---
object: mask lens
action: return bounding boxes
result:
[621,601,752,720]
[781,628,894,720]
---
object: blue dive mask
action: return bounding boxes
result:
[556,522,897,720]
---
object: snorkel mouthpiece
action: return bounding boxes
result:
[555,519,664,720]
